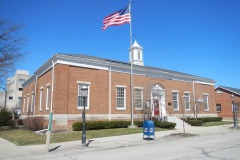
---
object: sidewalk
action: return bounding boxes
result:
[0,124,236,160]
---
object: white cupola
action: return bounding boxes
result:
[129,40,144,66]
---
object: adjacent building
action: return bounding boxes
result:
[215,86,240,119]
[0,91,6,109]
[0,70,31,112]
[21,41,217,129]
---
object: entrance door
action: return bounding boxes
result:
[154,99,159,116]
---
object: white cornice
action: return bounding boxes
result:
[194,81,215,86]
[56,60,108,70]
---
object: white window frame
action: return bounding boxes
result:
[184,92,191,111]
[18,79,25,84]
[172,91,179,110]
[234,103,239,113]
[77,81,91,110]
[23,96,26,113]
[116,85,126,110]
[31,92,34,112]
[203,94,209,111]
[46,84,50,111]
[26,94,29,112]
[134,87,143,110]
[39,87,43,111]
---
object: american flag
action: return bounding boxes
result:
[102,5,131,30]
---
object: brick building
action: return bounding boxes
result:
[21,41,217,129]
[215,86,240,119]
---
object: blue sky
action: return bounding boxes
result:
[1,0,240,88]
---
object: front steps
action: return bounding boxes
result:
[167,115,191,129]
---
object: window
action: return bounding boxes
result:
[135,88,143,109]
[203,94,209,111]
[184,93,191,110]
[9,96,13,100]
[31,92,34,112]
[77,83,90,109]
[216,104,221,112]
[172,92,179,110]
[138,51,141,60]
[116,86,126,110]
[19,79,25,83]
[233,103,239,113]
[23,96,26,113]
[39,88,43,111]
[46,85,51,110]
[26,95,29,112]
[19,88,23,91]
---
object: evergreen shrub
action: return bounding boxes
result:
[189,120,204,126]
[154,121,176,129]
[72,121,131,131]
[0,110,12,127]
[72,120,176,131]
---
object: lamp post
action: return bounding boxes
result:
[182,95,187,134]
[145,100,150,120]
[231,94,238,129]
[81,84,88,146]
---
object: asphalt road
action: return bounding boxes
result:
[69,130,240,160]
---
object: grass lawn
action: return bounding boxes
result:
[0,121,234,146]
[0,127,168,146]
[202,121,233,127]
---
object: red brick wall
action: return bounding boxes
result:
[64,65,109,114]
[21,80,36,116]
[215,89,240,118]
[22,69,53,116]
[22,63,216,129]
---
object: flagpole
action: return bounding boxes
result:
[129,0,136,128]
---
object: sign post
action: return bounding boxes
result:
[46,111,53,152]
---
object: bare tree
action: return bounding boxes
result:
[135,84,153,121]
[0,20,25,88]
[193,98,204,119]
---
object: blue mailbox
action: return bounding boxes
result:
[143,120,155,140]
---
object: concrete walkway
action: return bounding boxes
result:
[0,124,237,160]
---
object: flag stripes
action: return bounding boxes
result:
[102,5,131,30]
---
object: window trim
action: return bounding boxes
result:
[26,94,29,112]
[236,103,239,113]
[184,92,191,111]
[134,87,143,110]
[39,87,43,111]
[46,84,50,111]
[77,81,91,110]
[18,79,25,83]
[31,92,34,112]
[172,91,179,110]
[116,85,127,110]
[23,96,26,113]
[203,93,209,111]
